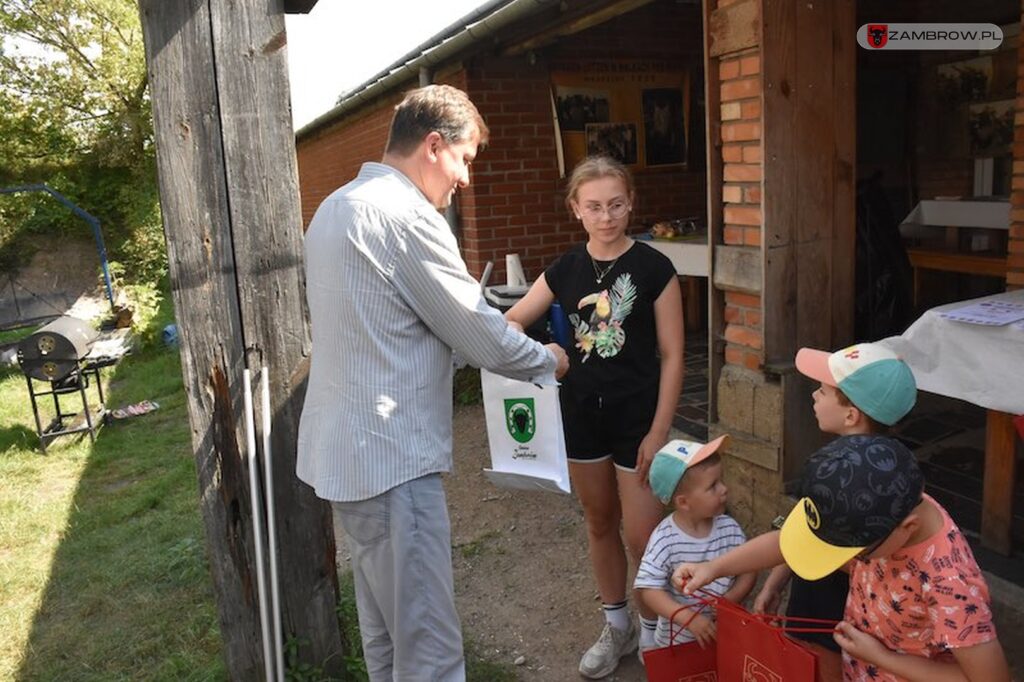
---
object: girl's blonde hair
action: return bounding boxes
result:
[564,155,636,214]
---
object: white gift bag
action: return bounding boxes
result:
[480,369,571,494]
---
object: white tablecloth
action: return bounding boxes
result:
[636,235,709,277]
[880,289,1024,415]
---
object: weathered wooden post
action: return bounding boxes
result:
[138,1,343,677]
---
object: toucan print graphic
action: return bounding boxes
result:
[568,272,637,361]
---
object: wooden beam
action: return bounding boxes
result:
[138,0,343,676]
[704,0,726,422]
[831,0,855,347]
[982,409,1019,555]
[504,0,658,56]
[708,0,759,57]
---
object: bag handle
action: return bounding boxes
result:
[754,613,839,634]
[666,590,716,648]
[683,583,840,635]
[716,598,839,634]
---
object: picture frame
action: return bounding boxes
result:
[641,88,687,166]
[585,122,638,165]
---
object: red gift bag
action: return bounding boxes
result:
[715,599,835,682]
[642,602,718,682]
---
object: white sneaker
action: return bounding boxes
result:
[578,621,639,679]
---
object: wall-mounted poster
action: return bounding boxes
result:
[642,88,686,166]
[555,87,611,131]
[585,123,638,165]
[551,61,689,175]
[968,99,1014,156]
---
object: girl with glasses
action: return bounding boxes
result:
[505,155,685,678]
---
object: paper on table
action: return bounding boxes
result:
[939,299,1024,326]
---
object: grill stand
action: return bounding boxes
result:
[25,361,109,453]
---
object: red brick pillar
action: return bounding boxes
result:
[720,49,764,371]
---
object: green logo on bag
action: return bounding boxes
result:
[504,398,536,443]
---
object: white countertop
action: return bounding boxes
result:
[636,235,709,277]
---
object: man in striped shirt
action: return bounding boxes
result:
[297,85,568,682]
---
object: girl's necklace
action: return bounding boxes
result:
[591,256,618,284]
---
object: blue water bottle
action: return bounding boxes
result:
[549,302,571,349]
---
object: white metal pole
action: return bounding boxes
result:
[243,368,274,682]
[261,368,285,681]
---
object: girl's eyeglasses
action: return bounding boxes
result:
[580,201,630,220]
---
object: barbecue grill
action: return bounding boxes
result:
[16,316,114,452]
[18,316,98,381]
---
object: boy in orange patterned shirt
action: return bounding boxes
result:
[673,434,1010,682]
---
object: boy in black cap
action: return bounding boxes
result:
[673,434,1010,682]
[754,343,919,660]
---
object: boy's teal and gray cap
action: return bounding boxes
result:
[795,342,917,425]
[648,435,730,504]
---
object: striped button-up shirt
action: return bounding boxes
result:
[297,162,556,501]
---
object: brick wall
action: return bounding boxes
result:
[295,72,468,229]
[1011,3,1024,289]
[296,98,396,227]
[703,0,789,535]
[718,48,763,371]
[461,59,565,281]
[463,0,706,282]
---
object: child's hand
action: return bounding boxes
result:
[833,621,888,666]
[678,611,716,649]
[671,561,717,594]
[752,585,782,615]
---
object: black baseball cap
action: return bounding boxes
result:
[780,434,924,580]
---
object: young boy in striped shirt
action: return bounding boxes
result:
[634,436,756,653]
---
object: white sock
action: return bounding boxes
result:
[639,616,658,648]
[603,600,630,631]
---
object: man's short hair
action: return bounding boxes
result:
[385,84,489,157]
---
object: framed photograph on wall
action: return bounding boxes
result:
[642,88,687,166]
[585,123,638,165]
[969,99,1014,156]
[550,62,688,174]
[554,87,611,132]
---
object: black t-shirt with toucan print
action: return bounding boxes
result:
[544,241,676,401]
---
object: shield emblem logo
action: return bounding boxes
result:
[504,398,536,443]
[867,24,888,48]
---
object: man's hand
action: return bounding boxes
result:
[752,585,782,615]
[671,561,719,595]
[833,621,888,666]
[545,343,569,379]
[676,611,716,649]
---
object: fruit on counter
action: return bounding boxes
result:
[650,221,679,239]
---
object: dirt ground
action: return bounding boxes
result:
[446,405,647,681]
[336,403,1024,681]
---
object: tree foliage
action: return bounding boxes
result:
[0,0,164,284]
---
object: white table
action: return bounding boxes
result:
[638,235,709,277]
[637,235,709,330]
[882,289,1024,554]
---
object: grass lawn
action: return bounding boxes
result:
[0,306,515,681]
[0,317,224,680]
